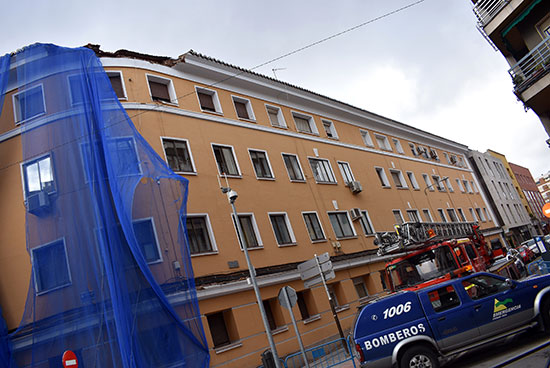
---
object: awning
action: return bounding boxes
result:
[501,0,543,38]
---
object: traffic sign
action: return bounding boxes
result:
[299,261,333,280]
[62,350,78,368]
[304,269,335,288]
[298,253,335,288]
[278,286,297,309]
[297,252,330,274]
[543,203,550,219]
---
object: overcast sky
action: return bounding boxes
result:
[3,0,549,178]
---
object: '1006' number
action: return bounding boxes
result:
[383,301,412,319]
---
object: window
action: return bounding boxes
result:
[361,130,374,147]
[232,96,255,121]
[463,180,473,193]
[266,105,286,127]
[392,210,404,225]
[196,86,222,113]
[263,299,284,331]
[22,154,55,197]
[375,167,391,188]
[322,120,338,139]
[390,170,407,189]
[445,178,454,192]
[392,138,404,154]
[147,75,177,104]
[406,210,421,222]
[438,209,448,223]
[409,143,418,156]
[422,174,433,191]
[416,146,429,159]
[469,208,478,222]
[432,175,445,191]
[282,153,305,182]
[374,134,392,151]
[297,290,316,321]
[327,283,345,307]
[328,212,355,239]
[13,84,46,124]
[337,161,355,185]
[428,285,460,312]
[212,144,240,176]
[162,138,195,173]
[68,75,85,105]
[269,213,295,246]
[353,277,369,299]
[31,239,71,294]
[186,215,217,255]
[133,219,162,263]
[303,212,326,242]
[359,210,375,235]
[233,214,262,249]
[429,148,439,161]
[107,71,127,99]
[446,209,458,222]
[456,179,465,193]
[249,149,273,179]
[483,208,492,221]
[308,158,336,184]
[292,112,317,134]
[471,181,478,193]
[406,172,420,190]
[422,209,434,222]
[444,152,450,164]
[461,274,510,300]
[207,310,236,348]
[476,208,486,222]
[81,137,141,181]
[457,208,467,222]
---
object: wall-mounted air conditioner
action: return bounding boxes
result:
[350,207,362,220]
[26,190,50,215]
[349,180,362,194]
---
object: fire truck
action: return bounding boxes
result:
[375,222,522,292]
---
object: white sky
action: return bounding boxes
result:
[3,0,549,178]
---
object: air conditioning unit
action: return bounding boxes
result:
[26,190,50,215]
[332,241,341,250]
[430,149,438,159]
[450,156,457,164]
[349,180,362,194]
[350,208,362,220]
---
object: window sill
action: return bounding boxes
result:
[382,186,392,189]
[327,136,339,141]
[237,117,257,123]
[153,99,179,107]
[335,304,350,313]
[397,187,409,190]
[315,181,338,185]
[278,242,298,247]
[335,236,358,241]
[303,314,321,325]
[310,239,328,244]
[256,177,276,181]
[289,179,307,183]
[214,341,243,354]
[297,130,319,137]
[241,246,264,251]
[271,124,288,129]
[190,251,219,257]
[271,326,289,335]
[219,174,242,179]
[200,109,224,116]
[15,111,46,126]
[174,171,197,176]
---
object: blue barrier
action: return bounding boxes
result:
[284,337,356,368]
[528,260,550,275]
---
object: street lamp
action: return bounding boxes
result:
[424,176,449,195]
[220,184,282,368]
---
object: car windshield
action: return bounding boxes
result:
[388,246,459,290]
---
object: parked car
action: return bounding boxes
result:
[518,244,536,264]
[353,272,550,368]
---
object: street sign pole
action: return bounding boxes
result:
[314,254,348,354]
[282,286,310,368]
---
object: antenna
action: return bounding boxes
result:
[272,68,286,79]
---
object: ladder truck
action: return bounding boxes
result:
[375,221,523,292]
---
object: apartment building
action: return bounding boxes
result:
[0,44,500,367]
[470,0,550,144]
[509,162,549,232]
[537,171,550,203]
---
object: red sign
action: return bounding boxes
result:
[543,203,550,219]
[62,350,78,368]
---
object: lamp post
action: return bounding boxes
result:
[424,176,449,195]
[221,185,282,368]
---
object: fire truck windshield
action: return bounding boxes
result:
[388,246,459,290]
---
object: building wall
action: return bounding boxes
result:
[509,162,549,227]
[537,172,550,203]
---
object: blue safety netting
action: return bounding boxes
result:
[0,44,209,367]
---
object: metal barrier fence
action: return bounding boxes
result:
[284,337,356,368]
[527,260,550,275]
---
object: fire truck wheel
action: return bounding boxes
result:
[541,297,550,332]
[400,346,440,368]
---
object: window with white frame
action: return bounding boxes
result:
[445,178,454,192]
[437,209,448,223]
[409,143,418,156]
[457,208,467,222]
[233,214,262,249]
[266,105,286,128]
[406,171,420,190]
[406,209,421,222]
[292,112,317,134]
[185,215,217,255]
[196,86,222,113]
[374,134,392,151]
[392,210,404,225]
[303,212,326,242]
[337,161,355,185]
[422,209,434,222]
[322,120,338,139]
[432,175,445,191]
[107,71,127,99]
[249,149,274,179]
[147,75,177,104]
[475,208,486,222]
[392,138,404,154]
[232,96,255,121]
[422,174,433,191]
[456,179,465,192]
[446,209,458,222]
[22,154,55,198]
[328,212,355,239]
[390,169,407,189]
[282,153,305,182]
[133,218,163,264]
[308,158,336,184]
[483,208,491,221]
[68,75,86,105]
[469,208,478,222]
[13,84,46,124]
[471,181,478,193]
[463,180,473,193]
[212,144,240,176]
[359,210,375,235]
[81,137,141,182]
[375,167,391,188]
[31,239,71,294]
[361,130,374,147]
[162,138,195,173]
[416,146,429,159]
[269,213,296,246]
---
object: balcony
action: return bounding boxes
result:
[472,0,510,27]
[509,35,550,94]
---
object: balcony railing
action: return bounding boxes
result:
[472,0,510,27]
[509,35,550,93]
